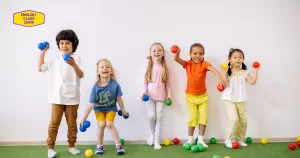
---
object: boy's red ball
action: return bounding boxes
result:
[253,61,260,68]
[232,142,239,149]
[288,143,296,150]
[217,84,224,92]
[173,138,180,144]
[297,141,300,147]
[171,45,179,53]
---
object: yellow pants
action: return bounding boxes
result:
[95,111,116,122]
[185,93,208,127]
[225,100,247,141]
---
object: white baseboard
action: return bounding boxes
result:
[0,138,297,146]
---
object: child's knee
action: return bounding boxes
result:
[98,122,106,129]
[148,115,156,122]
[105,122,114,129]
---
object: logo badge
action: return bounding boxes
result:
[13,10,45,27]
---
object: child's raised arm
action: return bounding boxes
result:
[37,45,49,72]
[174,49,185,66]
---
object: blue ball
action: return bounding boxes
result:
[83,120,91,128]
[43,41,49,47]
[123,113,129,119]
[143,94,149,101]
[38,42,46,50]
[63,54,71,61]
[79,125,86,132]
[118,110,122,116]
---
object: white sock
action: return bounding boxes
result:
[238,141,248,146]
[225,139,232,148]
[147,134,154,146]
[97,144,103,148]
[116,143,121,146]
[197,135,208,148]
[183,136,194,146]
[69,147,80,155]
[48,149,56,158]
[154,141,162,150]
[197,135,203,143]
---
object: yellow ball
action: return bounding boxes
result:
[224,156,230,158]
[85,149,93,157]
[164,139,171,146]
[261,137,268,144]
[221,63,229,70]
[297,136,300,141]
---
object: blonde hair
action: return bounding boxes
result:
[96,59,117,82]
[146,43,168,83]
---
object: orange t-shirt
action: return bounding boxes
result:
[183,60,211,94]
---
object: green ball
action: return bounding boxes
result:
[120,138,125,145]
[191,145,199,152]
[197,144,205,152]
[165,99,172,106]
[210,137,217,144]
[213,155,221,158]
[246,137,252,144]
[184,143,192,150]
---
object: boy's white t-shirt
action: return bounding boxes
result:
[220,70,250,102]
[42,54,84,105]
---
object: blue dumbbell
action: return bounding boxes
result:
[63,54,71,61]
[83,120,91,128]
[79,120,91,132]
[117,109,129,119]
[79,125,86,132]
[142,94,149,101]
[38,41,49,50]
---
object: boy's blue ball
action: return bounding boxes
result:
[79,125,86,132]
[43,41,49,47]
[83,120,91,128]
[123,113,129,119]
[38,42,46,50]
[143,94,149,101]
[118,110,122,116]
[63,54,71,61]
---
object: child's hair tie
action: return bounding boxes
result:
[229,48,234,53]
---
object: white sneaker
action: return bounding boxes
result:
[197,141,208,148]
[225,139,232,148]
[238,141,248,146]
[48,149,57,158]
[68,147,80,155]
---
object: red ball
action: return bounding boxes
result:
[253,61,260,68]
[171,45,179,53]
[217,84,224,92]
[232,142,239,149]
[288,143,296,150]
[297,141,300,148]
[173,138,180,144]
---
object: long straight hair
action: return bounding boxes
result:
[145,43,168,83]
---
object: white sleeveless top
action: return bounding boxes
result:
[220,70,250,102]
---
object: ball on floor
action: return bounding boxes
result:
[261,138,268,144]
[164,139,171,146]
[246,137,252,144]
[120,138,125,145]
[85,149,93,157]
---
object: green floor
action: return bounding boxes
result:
[0,143,300,158]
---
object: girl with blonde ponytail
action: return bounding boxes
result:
[143,42,172,150]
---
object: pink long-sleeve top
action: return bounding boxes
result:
[144,62,171,102]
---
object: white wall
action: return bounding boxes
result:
[1,0,299,143]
